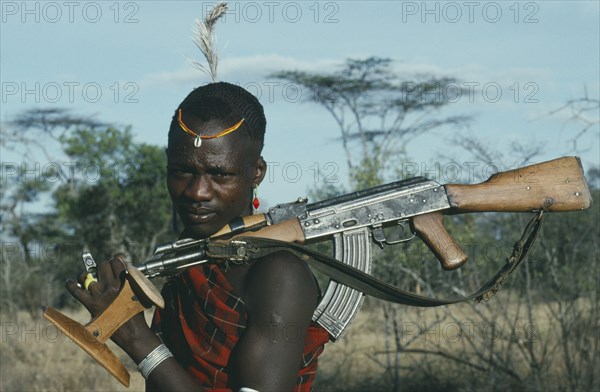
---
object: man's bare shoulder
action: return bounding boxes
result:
[243,250,319,318]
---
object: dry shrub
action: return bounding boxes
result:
[314,291,598,391]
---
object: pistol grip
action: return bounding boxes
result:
[412,211,467,270]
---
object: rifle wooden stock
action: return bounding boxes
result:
[415,157,591,269]
[445,157,592,212]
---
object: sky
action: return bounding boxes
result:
[1,0,599,207]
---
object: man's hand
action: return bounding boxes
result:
[65,257,151,350]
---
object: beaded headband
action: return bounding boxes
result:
[177,108,245,148]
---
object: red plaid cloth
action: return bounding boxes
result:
[152,263,330,391]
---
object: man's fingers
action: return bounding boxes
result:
[66,279,91,303]
[83,273,98,291]
[97,259,115,283]
[77,270,89,284]
[66,256,131,318]
[75,269,97,291]
[95,256,128,282]
[110,255,128,280]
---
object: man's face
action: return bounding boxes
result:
[167,118,266,239]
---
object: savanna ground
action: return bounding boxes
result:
[1,290,596,391]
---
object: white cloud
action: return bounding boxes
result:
[139,53,558,95]
[138,54,341,89]
[220,54,340,75]
[138,66,200,89]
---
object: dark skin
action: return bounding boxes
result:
[67,117,320,391]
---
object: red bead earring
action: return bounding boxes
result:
[252,186,260,212]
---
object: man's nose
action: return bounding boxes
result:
[184,174,212,201]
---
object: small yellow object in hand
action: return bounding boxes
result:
[83,273,97,291]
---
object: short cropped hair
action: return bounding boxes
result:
[169,82,266,150]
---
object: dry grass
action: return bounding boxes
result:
[0,308,148,392]
[1,292,596,391]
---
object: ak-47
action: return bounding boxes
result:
[43,156,592,387]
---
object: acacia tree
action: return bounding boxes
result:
[272,57,470,188]
[273,57,471,391]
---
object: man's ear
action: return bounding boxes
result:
[253,156,267,186]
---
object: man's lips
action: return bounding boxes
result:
[180,208,217,224]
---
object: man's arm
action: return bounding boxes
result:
[228,250,320,391]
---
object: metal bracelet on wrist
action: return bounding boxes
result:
[137,344,173,379]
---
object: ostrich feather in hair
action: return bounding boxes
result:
[191,2,228,82]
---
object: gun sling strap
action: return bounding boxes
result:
[206,211,544,307]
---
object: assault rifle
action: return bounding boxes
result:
[43,156,592,387]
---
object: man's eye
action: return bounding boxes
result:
[211,171,235,179]
[168,168,191,177]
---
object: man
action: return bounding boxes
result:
[67,82,330,391]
